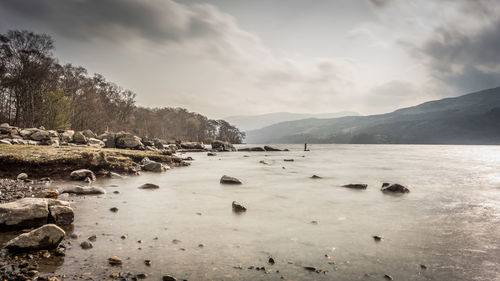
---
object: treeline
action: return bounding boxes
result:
[0,30,245,143]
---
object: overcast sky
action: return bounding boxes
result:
[1,0,499,118]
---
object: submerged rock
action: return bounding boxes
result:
[140,157,168,172]
[381,183,410,193]
[264,146,281,151]
[238,147,265,152]
[284,159,294,162]
[4,224,65,251]
[220,175,242,184]
[310,175,322,179]
[138,183,159,189]
[80,241,93,249]
[61,185,105,195]
[207,152,217,156]
[232,201,247,212]
[70,169,96,181]
[342,184,367,189]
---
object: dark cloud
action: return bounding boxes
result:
[0,0,230,43]
[417,17,500,93]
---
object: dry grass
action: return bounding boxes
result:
[0,144,186,179]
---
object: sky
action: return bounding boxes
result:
[1,0,499,118]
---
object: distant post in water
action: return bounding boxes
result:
[304,143,307,151]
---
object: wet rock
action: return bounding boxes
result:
[138,183,159,189]
[70,169,96,181]
[162,276,177,281]
[61,185,105,195]
[238,147,265,152]
[310,175,322,179]
[381,183,410,193]
[144,260,151,266]
[182,156,194,161]
[373,235,382,241]
[172,239,181,244]
[17,173,28,181]
[43,189,59,199]
[136,273,147,279]
[259,160,270,165]
[80,241,93,250]
[113,191,120,194]
[342,184,367,189]
[140,157,168,172]
[49,205,74,225]
[264,146,282,151]
[110,207,119,213]
[420,264,427,269]
[220,175,242,184]
[69,233,78,239]
[207,152,217,156]
[4,224,65,251]
[384,274,393,280]
[284,159,294,162]
[108,256,122,265]
[268,257,275,265]
[88,235,97,242]
[83,177,92,184]
[232,201,247,212]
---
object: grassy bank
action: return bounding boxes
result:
[0,144,187,179]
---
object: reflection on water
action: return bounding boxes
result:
[10,145,500,280]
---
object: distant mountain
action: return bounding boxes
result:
[225,111,360,131]
[245,87,500,144]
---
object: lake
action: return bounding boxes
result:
[19,144,500,280]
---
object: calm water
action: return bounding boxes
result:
[10,145,500,280]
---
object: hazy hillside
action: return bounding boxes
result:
[245,87,500,144]
[225,111,359,131]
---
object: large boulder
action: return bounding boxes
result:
[59,130,75,143]
[88,138,105,148]
[19,128,38,139]
[238,147,266,152]
[70,169,96,181]
[61,185,106,195]
[211,140,236,152]
[82,129,97,139]
[0,198,73,230]
[30,130,50,141]
[180,142,204,150]
[4,224,66,251]
[153,138,165,149]
[220,175,242,184]
[98,132,116,148]
[115,132,144,150]
[140,157,169,172]
[381,183,410,193]
[73,131,88,144]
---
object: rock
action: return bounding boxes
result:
[98,132,116,148]
[82,129,97,139]
[384,274,393,280]
[80,241,93,249]
[0,139,12,145]
[144,260,151,266]
[58,130,74,143]
[284,159,294,162]
[4,224,65,251]
[110,207,118,212]
[140,157,168,172]
[70,169,96,181]
[107,172,123,179]
[268,257,275,265]
[49,205,74,225]
[232,201,247,212]
[342,184,367,189]
[162,276,177,281]
[0,198,72,230]
[108,256,122,265]
[211,140,236,152]
[44,189,59,199]
[182,156,194,161]
[138,183,159,189]
[220,175,242,184]
[381,183,410,193]
[84,177,92,184]
[115,132,144,150]
[61,185,106,195]
[17,173,28,181]
[180,142,204,150]
[207,152,217,156]
[373,235,382,241]
[72,131,88,144]
[259,160,270,165]
[88,235,97,241]
[136,273,147,279]
[30,130,50,141]
[238,147,265,152]
[88,138,105,147]
[310,175,322,179]
[264,146,281,151]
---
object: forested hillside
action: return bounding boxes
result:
[0,30,245,143]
